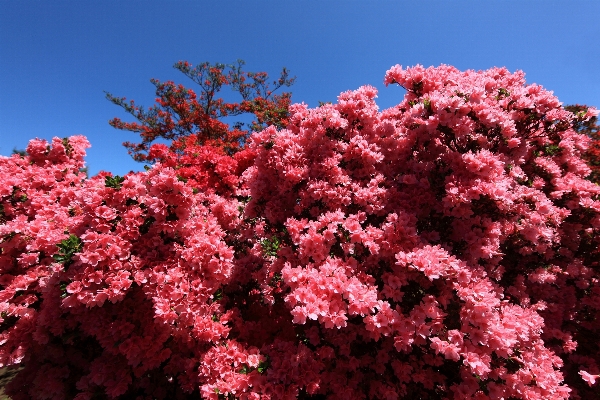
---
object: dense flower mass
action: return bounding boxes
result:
[1,65,599,399]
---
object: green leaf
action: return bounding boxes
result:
[62,137,74,155]
[105,175,125,190]
[60,282,68,298]
[496,88,510,99]
[53,234,82,269]
[542,144,562,156]
[261,236,281,257]
[257,356,270,374]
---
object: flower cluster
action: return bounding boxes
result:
[1,64,599,399]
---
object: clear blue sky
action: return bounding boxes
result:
[1,1,598,177]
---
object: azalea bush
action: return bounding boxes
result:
[1,64,599,399]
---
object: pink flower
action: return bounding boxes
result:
[66,281,83,294]
[579,370,598,386]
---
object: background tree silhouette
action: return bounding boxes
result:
[565,104,600,184]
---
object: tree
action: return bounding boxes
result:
[105,60,295,164]
[565,104,600,184]
[11,148,26,157]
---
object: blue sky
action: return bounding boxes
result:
[1,1,598,177]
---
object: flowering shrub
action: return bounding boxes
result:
[1,65,599,399]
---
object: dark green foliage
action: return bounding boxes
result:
[105,175,125,190]
[53,234,82,269]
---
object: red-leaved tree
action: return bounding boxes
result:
[106,60,294,196]
[106,60,295,162]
